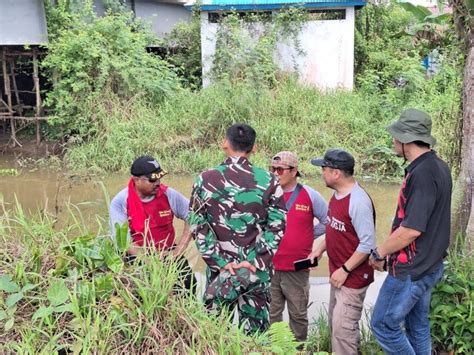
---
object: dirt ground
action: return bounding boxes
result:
[0,132,61,160]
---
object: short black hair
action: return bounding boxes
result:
[341,167,354,177]
[226,123,256,153]
[413,140,431,148]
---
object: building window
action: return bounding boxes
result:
[208,11,272,23]
[308,9,346,20]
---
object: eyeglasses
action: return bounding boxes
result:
[270,166,294,174]
[140,176,160,184]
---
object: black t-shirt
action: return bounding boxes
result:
[389,150,452,280]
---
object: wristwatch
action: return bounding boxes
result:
[370,247,385,261]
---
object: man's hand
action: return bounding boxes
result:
[127,244,140,256]
[222,262,238,275]
[307,250,322,264]
[330,267,349,288]
[369,256,386,272]
[234,261,257,273]
[306,250,322,270]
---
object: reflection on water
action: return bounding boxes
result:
[0,158,400,276]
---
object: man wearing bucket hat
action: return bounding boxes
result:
[109,155,196,291]
[269,151,328,343]
[370,109,452,354]
[310,148,376,354]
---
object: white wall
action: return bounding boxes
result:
[201,8,355,90]
[200,12,219,87]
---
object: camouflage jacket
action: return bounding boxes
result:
[189,156,287,281]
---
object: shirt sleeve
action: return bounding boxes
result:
[400,172,437,233]
[253,177,287,271]
[109,188,129,240]
[305,186,328,238]
[349,186,376,254]
[188,174,230,272]
[166,187,189,220]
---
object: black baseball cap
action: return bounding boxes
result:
[130,156,167,178]
[310,149,355,171]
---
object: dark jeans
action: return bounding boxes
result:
[371,261,444,355]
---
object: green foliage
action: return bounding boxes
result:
[0,169,19,177]
[354,0,463,175]
[0,201,273,352]
[38,1,463,180]
[0,274,36,332]
[261,321,301,353]
[430,237,474,353]
[162,4,203,89]
[211,9,307,87]
[305,310,331,353]
[42,8,181,138]
[355,1,424,93]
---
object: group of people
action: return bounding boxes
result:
[109,108,452,354]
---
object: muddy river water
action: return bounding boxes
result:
[0,156,400,276]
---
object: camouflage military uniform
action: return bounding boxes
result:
[189,156,287,334]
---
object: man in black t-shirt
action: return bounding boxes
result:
[369,109,452,355]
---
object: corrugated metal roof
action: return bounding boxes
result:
[186,0,366,10]
[0,0,48,45]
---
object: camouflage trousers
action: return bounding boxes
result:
[204,268,271,334]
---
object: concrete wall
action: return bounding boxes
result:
[200,8,355,90]
[0,0,48,45]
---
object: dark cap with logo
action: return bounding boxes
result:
[131,156,168,179]
[310,149,355,171]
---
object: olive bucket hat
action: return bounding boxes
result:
[387,109,436,146]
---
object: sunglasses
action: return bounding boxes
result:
[140,176,160,184]
[140,170,167,184]
[270,166,294,174]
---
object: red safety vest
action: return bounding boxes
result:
[128,184,175,250]
[326,193,374,289]
[273,187,315,271]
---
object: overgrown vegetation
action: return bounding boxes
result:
[43,1,181,139]
[38,0,463,179]
[0,200,304,353]
[430,236,474,354]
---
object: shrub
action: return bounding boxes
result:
[430,237,474,354]
[42,6,181,139]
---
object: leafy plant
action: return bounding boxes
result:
[32,279,73,322]
[0,169,20,176]
[305,309,332,352]
[259,321,301,353]
[430,238,474,354]
[210,8,307,87]
[43,6,181,139]
[0,274,36,331]
[162,3,203,89]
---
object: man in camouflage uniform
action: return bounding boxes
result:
[189,123,287,334]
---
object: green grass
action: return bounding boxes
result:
[0,198,385,354]
[62,77,461,179]
[0,199,302,353]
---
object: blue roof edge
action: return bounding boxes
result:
[185,1,366,11]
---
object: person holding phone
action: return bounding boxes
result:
[269,151,328,343]
[310,149,376,354]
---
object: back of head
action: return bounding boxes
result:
[226,123,256,153]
